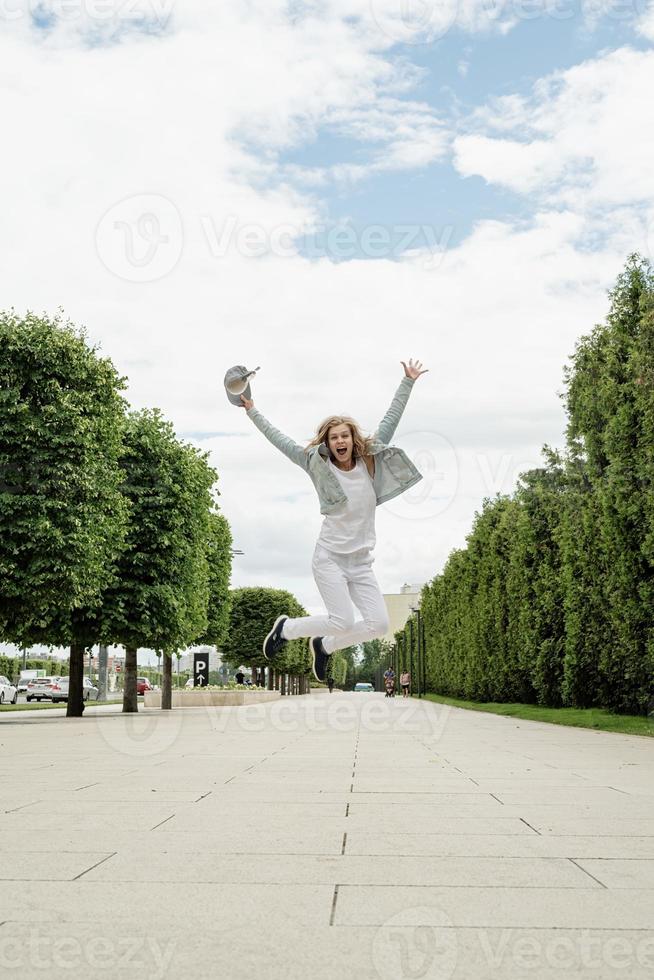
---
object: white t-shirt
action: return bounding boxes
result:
[317,456,376,554]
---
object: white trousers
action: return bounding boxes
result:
[282,543,390,654]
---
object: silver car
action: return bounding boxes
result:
[48,676,99,703]
[26,676,61,702]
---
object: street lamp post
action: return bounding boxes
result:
[408,619,414,697]
[410,607,422,698]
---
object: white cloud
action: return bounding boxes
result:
[638,0,654,38]
[453,47,654,211]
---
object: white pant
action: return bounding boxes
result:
[282,543,390,654]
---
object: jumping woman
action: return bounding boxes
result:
[239,359,428,682]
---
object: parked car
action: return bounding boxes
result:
[137,677,153,695]
[353,682,374,692]
[0,676,18,704]
[17,670,43,693]
[26,676,62,702]
[33,676,99,703]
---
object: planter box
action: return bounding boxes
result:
[143,690,281,708]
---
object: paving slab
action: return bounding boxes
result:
[0,691,651,979]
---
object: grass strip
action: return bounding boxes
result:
[419,693,652,737]
[0,698,125,712]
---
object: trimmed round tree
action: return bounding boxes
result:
[0,310,128,716]
[100,409,216,712]
[165,508,233,701]
[222,587,308,685]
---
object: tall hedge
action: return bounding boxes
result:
[412,256,654,715]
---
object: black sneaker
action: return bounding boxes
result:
[263,615,288,659]
[309,637,330,682]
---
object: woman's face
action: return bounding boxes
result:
[327,423,354,467]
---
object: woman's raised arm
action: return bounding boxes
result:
[373,359,428,445]
[241,395,309,471]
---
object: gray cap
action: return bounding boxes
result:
[224,365,260,406]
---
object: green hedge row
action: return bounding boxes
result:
[397,256,654,716]
[0,657,69,682]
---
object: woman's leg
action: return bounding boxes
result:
[282,546,357,642]
[320,553,389,654]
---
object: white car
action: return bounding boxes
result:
[25,676,61,702]
[0,676,18,705]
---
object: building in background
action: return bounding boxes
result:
[381,583,424,644]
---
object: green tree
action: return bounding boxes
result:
[0,310,128,716]
[357,638,390,685]
[193,509,233,649]
[564,255,654,711]
[221,587,309,681]
[100,410,216,712]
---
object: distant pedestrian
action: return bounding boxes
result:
[327,676,335,693]
[235,670,245,685]
[400,669,410,698]
[383,665,395,697]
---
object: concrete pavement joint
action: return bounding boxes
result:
[568,858,608,889]
[4,801,40,814]
[329,885,339,926]
[72,852,117,880]
[520,818,541,835]
[150,814,176,830]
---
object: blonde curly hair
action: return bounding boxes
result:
[304,415,376,461]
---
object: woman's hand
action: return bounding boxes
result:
[401,358,428,380]
[240,394,254,410]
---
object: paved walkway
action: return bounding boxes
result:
[0,693,652,979]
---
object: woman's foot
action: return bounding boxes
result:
[309,637,330,682]
[263,615,288,658]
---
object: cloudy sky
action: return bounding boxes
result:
[3,0,654,627]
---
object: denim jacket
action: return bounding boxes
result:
[246,376,423,515]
